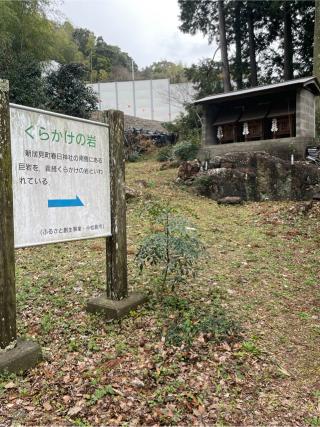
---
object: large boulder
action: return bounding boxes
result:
[177,160,201,180]
[194,167,256,200]
[190,151,320,201]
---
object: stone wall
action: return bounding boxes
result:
[296,88,315,138]
[199,136,315,162]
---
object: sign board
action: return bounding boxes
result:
[10,104,111,248]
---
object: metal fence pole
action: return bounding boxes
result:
[98,81,102,110]
[132,80,136,117]
[115,82,119,110]
[150,79,154,120]
[168,80,172,122]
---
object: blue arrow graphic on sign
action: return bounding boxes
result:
[48,196,84,208]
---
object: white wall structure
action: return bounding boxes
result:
[88,79,195,122]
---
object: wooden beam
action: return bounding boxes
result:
[0,80,16,349]
[86,109,146,320]
[103,110,128,300]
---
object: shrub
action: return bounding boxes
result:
[162,295,190,311]
[127,151,140,162]
[135,204,204,293]
[173,140,199,162]
[162,104,202,141]
[157,146,174,162]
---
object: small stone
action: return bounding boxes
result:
[4,381,16,389]
[217,196,243,205]
[135,179,148,188]
[125,186,142,200]
[63,395,71,403]
[68,405,82,416]
[131,378,145,388]
[43,401,53,411]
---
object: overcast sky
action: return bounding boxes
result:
[59,0,217,69]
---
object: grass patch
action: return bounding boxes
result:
[164,295,241,348]
[0,158,318,426]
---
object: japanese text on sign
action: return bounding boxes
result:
[25,124,97,148]
[10,104,111,248]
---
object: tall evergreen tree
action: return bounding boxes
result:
[185,59,224,98]
[178,0,315,92]
[218,0,232,91]
[233,1,243,89]
[246,1,258,86]
[179,0,232,91]
[283,1,293,80]
[264,1,314,81]
[313,0,320,135]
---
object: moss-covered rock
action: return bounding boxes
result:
[188,151,320,201]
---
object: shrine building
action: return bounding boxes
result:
[195,77,320,160]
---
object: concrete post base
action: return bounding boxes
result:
[0,339,42,374]
[86,292,147,320]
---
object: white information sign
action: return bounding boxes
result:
[10,104,111,248]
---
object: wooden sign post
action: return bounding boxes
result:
[86,110,146,319]
[0,80,41,373]
[0,83,145,372]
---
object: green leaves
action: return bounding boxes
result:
[157,146,174,163]
[172,140,199,162]
[89,385,115,405]
[162,294,241,348]
[0,1,137,108]
[45,63,98,118]
[135,204,204,292]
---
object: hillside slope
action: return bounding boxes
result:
[0,158,319,425]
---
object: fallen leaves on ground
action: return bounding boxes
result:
[0,158,319,426]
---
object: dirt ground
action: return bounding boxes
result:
[0,157,319,426]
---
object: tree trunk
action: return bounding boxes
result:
[234,1,243,89]
[284,1,293,80]
[313,0,320,136]
[247,2,258,87]
[218,0,232,92]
